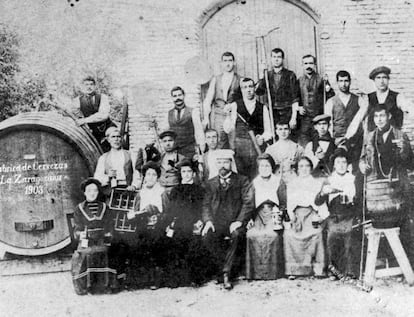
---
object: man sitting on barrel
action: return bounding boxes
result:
[72,76,115,151]
[359,104,414,261]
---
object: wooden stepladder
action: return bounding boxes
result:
[364,225,414,287]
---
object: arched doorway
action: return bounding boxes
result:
[200,0,320,81]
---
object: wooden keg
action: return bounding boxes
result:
[0,112,102,258]
[366,178,404,228]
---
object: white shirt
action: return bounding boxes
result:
[221,72,234,102]
[139,182,165,213]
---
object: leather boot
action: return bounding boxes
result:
[223,273,233,290]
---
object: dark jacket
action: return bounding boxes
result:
[202,172,254,227]
[256,68,300,108]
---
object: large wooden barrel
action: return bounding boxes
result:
[366,178,404,228]
[0,111,102,257]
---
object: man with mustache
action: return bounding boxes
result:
[203,52,242,149]
[296,55,334,147]
[161,86,205,159]
[201,149,254,290]
[72,76,115,151]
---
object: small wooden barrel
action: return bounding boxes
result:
[366,178,404,228]
[0,112,102,257]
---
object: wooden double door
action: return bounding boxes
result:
[201,0,320,82]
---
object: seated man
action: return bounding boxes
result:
[196,129,237,182]
[304,114,336,178]
[94,127,139,197]
[157,130,185,192]
[201,149,254,290]
[72,76,115,151]
[315,149,356,280]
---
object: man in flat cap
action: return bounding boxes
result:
[157,130,185,191]
[72,76,115,151]
[159,86,205,159]
[201,149,254,290]
[344,66,410,137]
[304,114,336,178]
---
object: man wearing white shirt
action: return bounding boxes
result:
[160,86,205,159]
[203,52,242,149]
[226,78,272,179]
[72,76,115,150]
[324,70,367,171]
[94,127,139,196]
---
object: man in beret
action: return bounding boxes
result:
[72,76,115,151]
[201,149,254,290]
[304,114,336,178]
[344,66,410,136]
[157,130,185,192]
[159,86,205,159]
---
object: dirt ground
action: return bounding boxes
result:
[1,272,413,317]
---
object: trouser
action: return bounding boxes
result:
[234,137,258,180]
[326,216,354,274]
[204,226,246,276]
[297,115,317,148]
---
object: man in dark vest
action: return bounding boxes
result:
[201,149,254,290]
[161,86,204,159]
[304,114,336,178]
[225,78,272,179]
[347,66,410,133]
[203,52,242,149]
[256,48,300,131]
[73,76,115,151]
[324,70,367,172]
[297,55,335,147]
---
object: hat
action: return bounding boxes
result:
[215,149,235,160]
[80,178,102,193]
[312,114,331,124]
[159,130,177,140]
[105,126,120,138]
[177,158,198,172]
[369,66,391,80]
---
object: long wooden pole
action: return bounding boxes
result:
[258,36,276,143]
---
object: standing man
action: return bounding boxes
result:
[324,70,367,171]
[201,150,254,290]
[256,48,300,131]
[226,77,272,179]
[203,52,242,149]
[161,86,204,159]
[347,66,410,133]
[297,55,334,147]
[73,76,115,150]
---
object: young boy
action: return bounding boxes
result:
[304,114,336,178]
[265,121,303,184]
[315,149,356,280]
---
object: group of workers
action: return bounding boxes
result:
[69,48,413,295]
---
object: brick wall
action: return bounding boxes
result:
[1,0,414,151]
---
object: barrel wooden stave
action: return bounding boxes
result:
[0,112,102,256]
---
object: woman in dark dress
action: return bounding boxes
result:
[71,178,119,295]
[163,159,212,286]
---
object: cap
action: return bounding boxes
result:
[312,114,331,124]
[369,66,391,80]
[159,130,177,140]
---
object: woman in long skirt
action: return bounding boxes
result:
[246,154,287,280]
[284,157,326,278]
